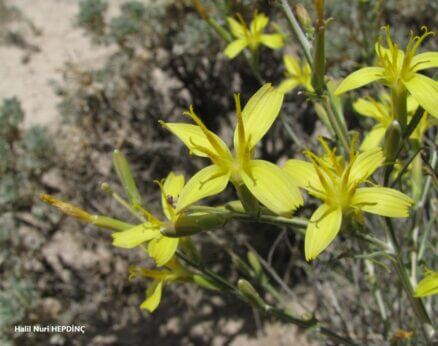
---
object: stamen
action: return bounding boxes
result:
[128,266,140,280]
[188,137,225,166]
[307,156,333,195]
[384,25,394,51]
[136,205,160,224]
[183,106,227,158]
[318,137,341,171]
[306,182,328,200]
[411,26,434,56]
[234,93,247,153]
[236,13,251,40]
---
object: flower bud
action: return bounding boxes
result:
[101,182,112,193]
[384,120,402,162]
[40,194,93,222]
[295,4,313,36]
[237,279,266,309]
[247,251,263,278]
[113,150,142,206]
[161,211,229,238]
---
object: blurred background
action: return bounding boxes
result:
[0,0,436,345]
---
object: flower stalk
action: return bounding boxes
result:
[391,84,408,131]
[280,0,350,153]
[177,250,357,345]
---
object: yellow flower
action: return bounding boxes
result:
[112,172,185,266]
[129,258,191,312]
[335,26,438,118]
[284,138,414,260]
[415,268,438,297]
[161,84,303,216]
[353,93,429,150]
[224,12,284,59]
[278,55,313,93]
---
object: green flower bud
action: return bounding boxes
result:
[40,194,93,222]
[161,211,229,238]
[295,4,313,36]
[113,150,142,206]
[247,251,263,278]
[384,120,402,162]
[193,274,222,291]
[237,279,266,309]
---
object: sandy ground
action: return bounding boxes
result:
[0,0,122,128]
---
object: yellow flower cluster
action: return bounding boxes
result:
[41,20,438,313]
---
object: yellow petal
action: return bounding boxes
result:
[259,34,284,49]
[283,159,321,190]
[112,223,160,248]
[140,280,163,312]
[349,147,385,183]
[224,39,248,59]
[305,204,342,261]
[351,187,413,217]
[411,52,438,72]
[409,111,428,141]
[334,67,385,95]
[407,95,419,114]
[241,160,303,216]
[240,84,284,149]
[376,45,405,73]
[175,165,230,213]
[148,236,179,266]
[250,13,269,34]
[161,172,185,219]
[359,125,386,151]
[284,55,301,75]
[227,17,245,38]
[415,270,438,297]
[162,122,231,159]
[403,73,438,119]
[353,98,387,121]
[278,79,299,93]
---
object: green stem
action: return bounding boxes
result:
[244,50,264,84]
[391,84,408,131]
[206,17,232,42]
[187,205,308,230]
[280,114,304,147]
[390,146,423,188]
[384,218,434,343]
[279,0,350,153]
[177,251,357,345]
[418,146,437,209]
[279,0,313,65]
[325,96,350,153]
